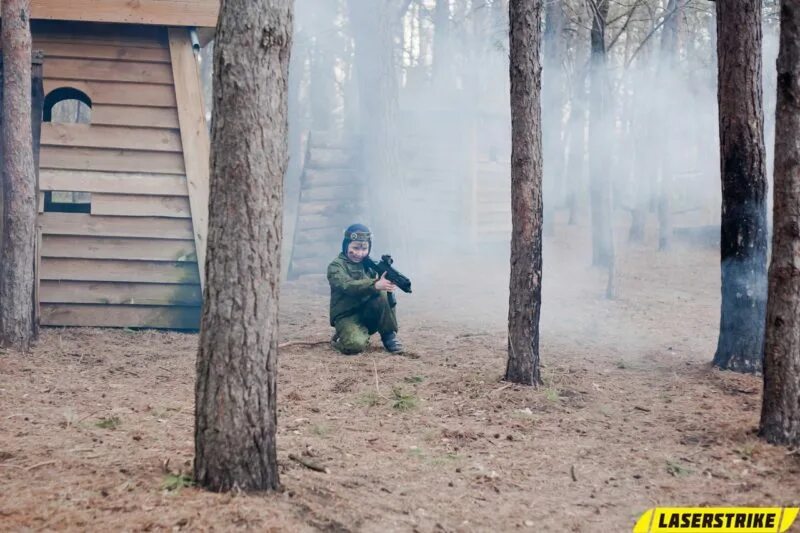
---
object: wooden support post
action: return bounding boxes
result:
[31,51,43,334]
[168,27,210,291]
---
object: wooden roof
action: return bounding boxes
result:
[1,0,218,28]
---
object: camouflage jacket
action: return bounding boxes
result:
[327,253,379,326]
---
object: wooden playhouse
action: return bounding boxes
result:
[4,1,218,329]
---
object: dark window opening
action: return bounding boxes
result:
[44,87,92,124]
[44,191,91,214]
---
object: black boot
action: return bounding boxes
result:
[381,332,403,353]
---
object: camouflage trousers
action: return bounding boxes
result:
[332,293,398,355]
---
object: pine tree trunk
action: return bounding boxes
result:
[0,0,36,351]
[565,69,586,226]
[627,59,650,243]
[712,0,768,373]
[542,0,565,238]
[309,1,338,132]
[194,0,292,492]
[656,0,682,251]
[348,0,403,251]
[506,0,543,386]
[588,0,614,268]
[760,0,800,445]
[432,0,451,86]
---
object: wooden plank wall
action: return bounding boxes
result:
[35,23,202,329]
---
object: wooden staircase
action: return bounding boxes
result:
[287,133,365,278]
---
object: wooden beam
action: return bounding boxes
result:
[32,41,171,63]
[41,235,196,262]
[91,106,179,129]
[40,213,194,239]
[91,193,191,218]
[40,146,186,174]
[34,227,42,331]
[32,21,168,48]
[40,280,201,306]
[44,79,177,107]
[168,28,209,291]
[40,303,201,329]
[40,170,188,196]
[41,257,200,284]
[44,57,174,85]
[4,1,220,28]
[42,123,182,153]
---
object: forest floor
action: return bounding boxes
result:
[2,221,800,532]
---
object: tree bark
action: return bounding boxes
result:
[712,0,768,373]
[194,0,292,492]
[760,0,800,445]
[506,0,543,386]
[0,0,36,351]
[588,0,614,268]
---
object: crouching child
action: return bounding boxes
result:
[327,224,403,355]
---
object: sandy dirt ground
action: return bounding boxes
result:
[2,222,800,532]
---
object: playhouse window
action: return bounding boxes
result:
[42,88,93,213]
[44,191,91,213]
[43,87,92,124]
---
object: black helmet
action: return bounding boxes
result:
[342,223,372,255]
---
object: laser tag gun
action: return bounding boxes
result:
[362,254,412,307]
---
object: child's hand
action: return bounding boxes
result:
[374,272,397,292]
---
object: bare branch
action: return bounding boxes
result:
[625,0,694,69]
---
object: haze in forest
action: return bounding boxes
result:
[199,0,781,327]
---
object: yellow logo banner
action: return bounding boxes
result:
[633,508,800,533]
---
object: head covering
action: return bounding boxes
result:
[342,223,372,255]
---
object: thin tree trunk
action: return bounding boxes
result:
[760,0,800,445]
[565,68,586,226]
[629,31,656,243]
[712,0,768,373]
[0,0,36,351]
[309,1,338,132]
[432,0,451,86]
[542,0,566,238]
[627,67,648,244]
[588,0,614,268]
[656,0,682,251]
[506,0,543,386]
[194,0,292,492]
[348,0,403,252]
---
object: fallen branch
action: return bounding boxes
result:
[489,383,513,395]
[288,454,329,474]
[278,340,330,349]
[372,357,381,398]
[26,460,57,471]
[633,406,652,413]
